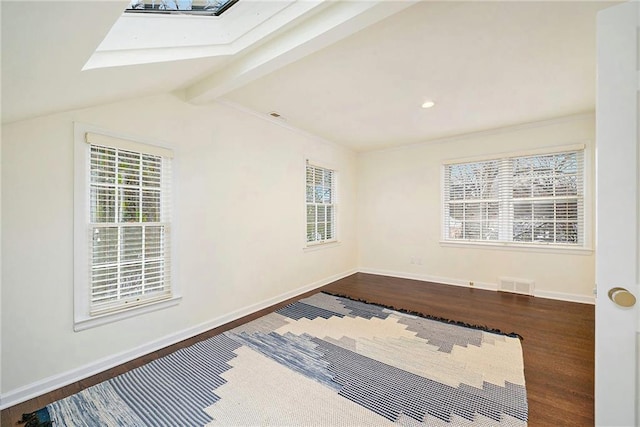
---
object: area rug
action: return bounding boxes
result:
[22,292,528,426]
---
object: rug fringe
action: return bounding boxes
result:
[18,409,52,427]
[321,291,524,340]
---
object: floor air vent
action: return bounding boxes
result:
[498,277,535,296]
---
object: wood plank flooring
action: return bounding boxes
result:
[1,273,594,426]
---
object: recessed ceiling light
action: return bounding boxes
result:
[421,100,436,109]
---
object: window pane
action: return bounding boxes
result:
[142,155,162,188]
[314,185,324,203]
[533,202,555,220]
[481,179,498,199]
[326,205,334,223]
[145,226,163,259]
[449,182,464,200]
[118,150,141,186]
[326,222,334,240]
[554,152,577,174]
[142,189,161,222]
[514,203,532,220]
[92,227,118,265]
[91,266,118,303]
[513,222,533,242]
[448,161,498,201]
[119,188,140,222]
[306,185,314,203]
[127,0,238,15]
[447,204,463,239]
[513,178,531,198]
[464,181,481,199]
[144,260,165,292]
[91,147,116,185]
[306,223,316,242]
[483,202,499,220]
[532,177,554,197]
[556,222,578,243]
[556,201,578,221]
[323,171,333,187]
[449,203,463,220]
[533,222,555,242]
[555,174,578,196]
[306,205,316,224]
[317,222,326,240]
[514,155,554,177]
[323,187,332,203]
[120,263,143,297]
[483,221,499,240]
[464,203,480,220]
[122,226,143,262]
[91,186,116,223]
[317,205,326,223]
[463,222,481,239]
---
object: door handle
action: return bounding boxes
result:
[608,287,637,308]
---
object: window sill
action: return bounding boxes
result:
[74,295,182,331]
[303,241,341,252]
[439,240,593,255]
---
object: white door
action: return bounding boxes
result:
[595,1,639,425]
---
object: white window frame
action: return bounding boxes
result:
[74,123,180,331]
[305,160,338,247]
[441,144,591,253]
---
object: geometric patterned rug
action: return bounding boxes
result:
[22,292,528,426]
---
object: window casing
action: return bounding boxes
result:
[306,162,336,245]
[75,127,177,330]
[443,148,585,247]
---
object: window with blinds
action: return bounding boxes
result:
[306,162,336,244]
[443,148,584,246]
[87,133,172,315]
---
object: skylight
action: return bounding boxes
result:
[83,0,324,71]
[127,0,238,16]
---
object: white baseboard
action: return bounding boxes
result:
[358,267,595,304]
[534,289,595,304]
[358,268,498,291]
[0,268,357,410]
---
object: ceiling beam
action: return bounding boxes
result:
[183,0,417,105]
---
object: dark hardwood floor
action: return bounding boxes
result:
[1,273,594,426]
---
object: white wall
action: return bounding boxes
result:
[0,98,595,403]
[357,114,595,301]
[1,93,357,398]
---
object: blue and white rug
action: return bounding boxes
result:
[23,293,528,426]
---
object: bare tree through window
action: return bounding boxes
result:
[444,150,583,246]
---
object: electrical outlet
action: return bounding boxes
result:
[469,281,474,287]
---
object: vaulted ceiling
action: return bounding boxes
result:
[1,1,613,151]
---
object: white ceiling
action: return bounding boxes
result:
[1,1,614,152]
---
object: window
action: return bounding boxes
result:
[75,128,177,330]
[306,162,336,245]
[443,147,585,247]
[127,0,238,16]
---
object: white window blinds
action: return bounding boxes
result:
[443,148,584,246]
[306,162,336,244]
[87,133,172,315]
